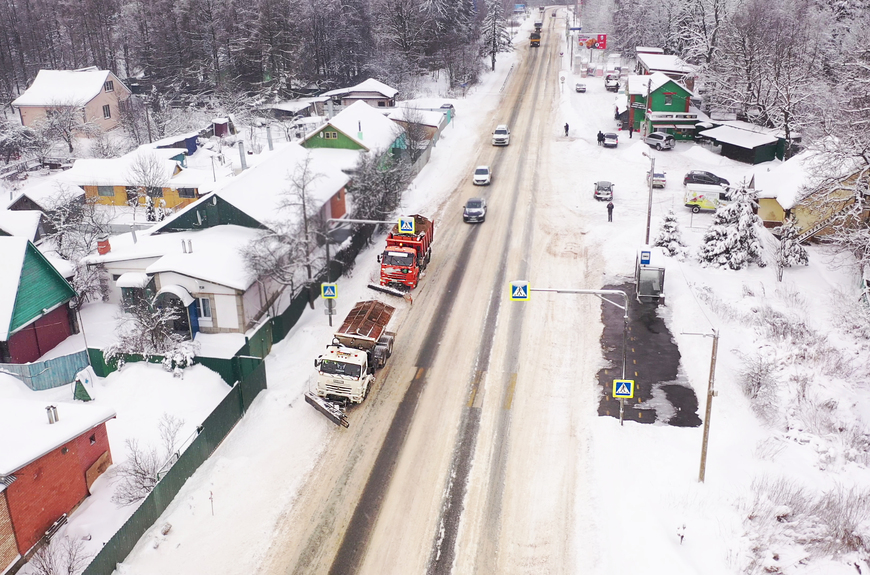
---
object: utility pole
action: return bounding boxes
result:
[684,329,720,482]
[643,152,655,244]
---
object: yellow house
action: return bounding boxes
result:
[11,67,131,132]
[749,150,870,240]
[63,148,212,210]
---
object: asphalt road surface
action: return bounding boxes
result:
[262,10,601,574]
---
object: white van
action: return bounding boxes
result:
[684,184,731,213]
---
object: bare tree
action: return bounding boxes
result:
[126,151,169,221]
[34,99,100,154]
[396,107,429,163]
[28,535,92,575]
[112,413,186,507]
[104,295,187,364]
[348,150,412,222]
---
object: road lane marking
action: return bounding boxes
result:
[504,373,517,410]
[468,370,484,408]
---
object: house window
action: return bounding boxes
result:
[146,187,163,198]
[112,274,121,282]
[378,101,386,107]
[664,95,673,105]
[177,187,196,199]
[324,131,338,139]
[196,297,212,319]
[104,80,114,92]
[97,185,115,197]
[102,104,111,119]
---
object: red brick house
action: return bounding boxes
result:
[0,399,115,571]
[0,238,77,364]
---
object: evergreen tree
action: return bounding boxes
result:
[481,0,512,71]
[775,216,809,281]
[653,210,687,258]
[698,186,766,270]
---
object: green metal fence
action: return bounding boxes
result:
[81,360,266,575]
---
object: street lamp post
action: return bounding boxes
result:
[642,151,655,244]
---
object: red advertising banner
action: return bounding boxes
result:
[577,34,607,49]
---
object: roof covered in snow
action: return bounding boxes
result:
[215,142,350,227]
[636,53,694,75]
[12,68,121,107]
[325,100,401,153]
[699,125,778,149]
[750,149,821,209]
[0,394,116,476]
[388,107,446,128]
[322,78,399,99]
[62,147,211,189]
[5,178,85,211]
[626,72,691,96]
[0,210,42,240]
[265,97,329,113]
[84,225,262,290]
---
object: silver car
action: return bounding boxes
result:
[644,131,676,150]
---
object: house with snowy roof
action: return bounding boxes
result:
[749,150,870,241]
[302,100,402,154]
[322,78,398,109]
[11,67,131,132]
[63,146,212,211]
[697,120,786,164]
[84,225,276,336]
[388,107,448,144]
[150,142,350,235]
[0,210,44,243]
[625,73,696,139]
[0,238,77,364]
[634,52,696,91]
[4,178,86,237]
[0,393,115,571]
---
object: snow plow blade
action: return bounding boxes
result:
[367,283,407,298]
[304,392,349,428]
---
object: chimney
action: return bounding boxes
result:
[97,234,111,255]
[52,405,58,422]
[238,141,248,170]
[46,405,57,424]
[266,125,274,151]
[130,227,138,244]
[187,239,192,253]
[182,239,188,254]
[358,121,363,141]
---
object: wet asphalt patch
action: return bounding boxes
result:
[597,282,701,427]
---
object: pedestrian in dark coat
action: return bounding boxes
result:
[597,131,604,146]
[628,125,633,139]
[564,123,569,136]
[607,201,614,221]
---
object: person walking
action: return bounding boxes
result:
[628,124,633,139]
[607,201,614,222]
[597,131,604,146]
[564,123,569,136]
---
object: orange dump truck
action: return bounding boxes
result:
[377,214,434,291]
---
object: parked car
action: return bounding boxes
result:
[463,197,487,223]
[575,82,586,93]
[492,124,511,146]
[594,181,614,201]
[473,165,492,185]
[605,77,620,92]
[603,132,619,148]
[644,132,676,150]
[683,170,729,187]
[646,171,667,188]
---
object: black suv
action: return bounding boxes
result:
[683,170,729,187]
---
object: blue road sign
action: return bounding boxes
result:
[613,379,635,399]
[398,216,415,234]
[321,283,337,299]
[510,281,530,301]
[640,251,651,265]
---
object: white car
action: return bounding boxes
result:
[646,171,667,188]
[473,165,492,185]
[575,82,586,93]
[492,124,511,146]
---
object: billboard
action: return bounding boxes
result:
[577,34,607,49]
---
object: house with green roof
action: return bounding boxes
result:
[0,238,77,364]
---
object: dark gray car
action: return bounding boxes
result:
[463,197,487,223]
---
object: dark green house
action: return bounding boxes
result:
[625,72,697,140]
[0,237,77,363]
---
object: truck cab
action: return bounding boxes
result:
[379,247,421,288]
[315,344,373,404]
[378,214,434,290]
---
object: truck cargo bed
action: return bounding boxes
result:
[335,300,395,347]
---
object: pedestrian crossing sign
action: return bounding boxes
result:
[612,379,635,399]
[398,216,415,234]
[509,281,530,301]
[321,283,337,299]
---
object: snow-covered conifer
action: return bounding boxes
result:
[775,216,809,280]
[698,185,766,269]
[480,0,512,71]
[653,210,687,258]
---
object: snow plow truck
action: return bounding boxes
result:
[375,214,434,292]
[304,300,396,427]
